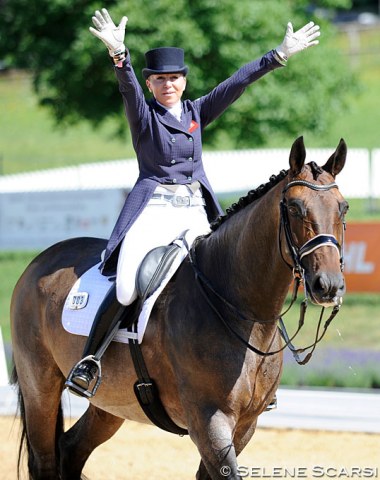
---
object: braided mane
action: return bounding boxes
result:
[210,169,288,231]
[210,161,324,231]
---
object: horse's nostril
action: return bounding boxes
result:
[315,274,328,292]
[312,273,345,297]
[313,273,330,294]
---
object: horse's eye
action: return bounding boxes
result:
[340,201,349,217]
[288,205,302,217]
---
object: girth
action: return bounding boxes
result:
[130,238,189,436]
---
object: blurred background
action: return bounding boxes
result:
[1,0,380,390]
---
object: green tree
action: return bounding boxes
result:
[0,0,355,147]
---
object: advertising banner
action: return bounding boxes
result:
[344,222,380,293]
[0,189,127,250]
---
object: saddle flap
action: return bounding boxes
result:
[136,243,181,299]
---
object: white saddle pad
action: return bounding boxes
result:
[62,238,189,344]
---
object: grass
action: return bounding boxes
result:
[0,251,38,343]
[276,292,380,351]
[315,64,380,150]
[0,71,136,174]
[344,197,380,220]
[281,348,380,389]
[305,26,380,150]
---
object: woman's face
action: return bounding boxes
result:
[146,73,187,107]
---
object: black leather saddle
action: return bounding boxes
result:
[136,241,181,300]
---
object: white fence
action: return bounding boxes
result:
[0,148,378,197]
[0,148,378,250]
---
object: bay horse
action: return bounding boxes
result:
[11,136,348,479]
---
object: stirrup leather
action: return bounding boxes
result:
[65,355,102,399]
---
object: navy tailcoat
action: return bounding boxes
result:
[102,50,283,274]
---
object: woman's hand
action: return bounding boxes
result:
[89,8,128,57]
[276,21,320,61]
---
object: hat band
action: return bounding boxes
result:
[151,65,184,71]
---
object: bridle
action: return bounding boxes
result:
[279,180,345,277]
[276,179,346,363]
[189,179,346,365]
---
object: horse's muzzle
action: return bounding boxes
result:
[306,271,346,307]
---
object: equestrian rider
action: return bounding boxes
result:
[65,8,320,397]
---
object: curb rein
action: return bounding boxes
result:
[189,180,346,365]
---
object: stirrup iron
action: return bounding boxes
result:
[65,355,102,399]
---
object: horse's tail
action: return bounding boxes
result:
[10,363,64,479]
[10,364,31,480]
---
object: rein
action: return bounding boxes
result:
[189,179,344,365]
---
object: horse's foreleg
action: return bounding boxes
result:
[194,416,258,480]
[196,461,213,480]
[59,403,124,480]
[232,418,257,458]
[191,410,241,480]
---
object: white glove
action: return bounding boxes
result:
[276,21,320,61]
[89,8,128,57]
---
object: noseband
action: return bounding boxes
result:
[189,178,346,365]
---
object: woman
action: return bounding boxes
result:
[65,8,320,397]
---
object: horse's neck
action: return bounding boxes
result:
[200,188,292,322]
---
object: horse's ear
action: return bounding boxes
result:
[289,136,306,175]
[322,138,347,177]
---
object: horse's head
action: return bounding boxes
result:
[281,136,348,307]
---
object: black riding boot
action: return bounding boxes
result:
[65,283,133,398]
[265,394,278,411]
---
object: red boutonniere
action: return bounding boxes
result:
[188,120,199,133]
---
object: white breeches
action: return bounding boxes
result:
[116,187,211,306]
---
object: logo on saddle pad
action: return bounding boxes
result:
[66,292,89,310]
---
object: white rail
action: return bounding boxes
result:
[1,385,379,433]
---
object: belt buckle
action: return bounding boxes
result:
[172,195,190,207]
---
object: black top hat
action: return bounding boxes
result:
[142,47,188,80]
